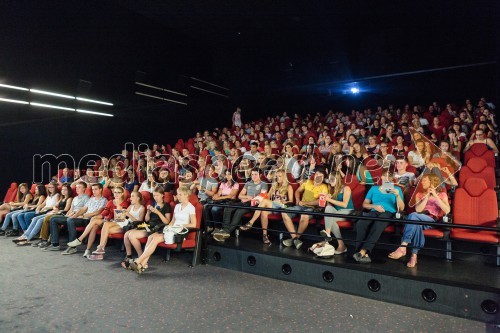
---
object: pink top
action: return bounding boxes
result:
[219,182,239,196]
[416,191,447,218]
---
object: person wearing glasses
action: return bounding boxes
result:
[87,191,145,261]
[47,183,106,255]
[463,129,498,154]
[67,186,127,257]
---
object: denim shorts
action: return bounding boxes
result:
[285,205,314,219]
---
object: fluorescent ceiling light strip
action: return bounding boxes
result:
[30,102,75,111]
[76,109,114,117]
[135,92,187,105]
[0,98,29,104]
[190,85,229,98]
[190,77,229,91]
[76,97,113,106]
[30,89,75,100]
[0,83,29,91]
[135,82,187,97]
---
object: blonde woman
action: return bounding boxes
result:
[130,187,196,274]
[240,169,293,244]
[88,191,146,261]
[320,172,354,254]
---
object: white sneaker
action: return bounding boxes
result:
[67,239,82,247]
[83,249,92,258]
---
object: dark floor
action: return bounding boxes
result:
[209,235,500,293]
[0,237,492,333]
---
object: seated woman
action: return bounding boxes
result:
[320,172,354,254]
[339,155,374,186]
[124,169,139,193]
[130,187,196,274]
[463,128,499,154]
[408,139,431,173]
[0,183,35,236]
[10,184,47,236]
[391,135,409,156]
[354,169,404,264]
[240,169,293,244]
[107,166,125,189]
[122,186,172,269]
[156,167,175,194]
[138,172,156,193]
[14,184,59,245]
[87,191,146,260]
[32,185,73,248]
[72,167,98,186]
[209,169,239,230]
[67,186,129,258]
[388,174,450,267]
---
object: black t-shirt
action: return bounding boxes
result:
[148,203,172,229]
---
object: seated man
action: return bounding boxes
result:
[194,164,219,203]
[46,183,107,254]
[213,167,268,242]
[393,155,416,192]
[281,169,328,249]
[354,169,405,263]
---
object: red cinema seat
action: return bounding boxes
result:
[464,143,495,168]
[459,157,496,189]
[1,182,18,204]
[450,178,499,263]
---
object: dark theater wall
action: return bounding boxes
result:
[0,0,222,191]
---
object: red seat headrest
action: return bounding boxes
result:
[466,157,487,173]
[470,143,488,155]
[463,178,488,197]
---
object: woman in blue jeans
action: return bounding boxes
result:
[10,185,47,235]
[14,184,60,245]
[0,183,33,236]
[388,174,450,267]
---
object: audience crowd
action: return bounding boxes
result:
[0,97,498,271]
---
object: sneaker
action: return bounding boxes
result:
[61,247,77,255]
[92,246,105,255]
[353,252,362,262]
[38,241,50,249]
[293,238,303,250]
[213,231,230,242]
[358,254,372,264]
[31,239,42,247]
[67,239,82,247]
[83,249,92,258]
[282,238,294,247]
[0,230,5,236]
[43,244,61,251]
[319,230,332,242]
[87,254,104,261]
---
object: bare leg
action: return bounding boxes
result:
[136,233,164,267]
[281,213,297,238]
[261,211,270,236]
[129,229,147,257]
[296,215,309,239]
[86,224,102,250]
[99,222,122,249]
[77,217,103,242]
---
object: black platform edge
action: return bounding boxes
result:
[207,241,500,324]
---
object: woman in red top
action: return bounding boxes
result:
[67,186,129,258]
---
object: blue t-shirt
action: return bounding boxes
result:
[365,185,403,214]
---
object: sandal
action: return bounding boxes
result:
[239,222,253,231]
[262,234,271,245]
[121,258,132,270]
[130,260,146,274]
[12,236,27,243]
[407,254,417,268]
[388,247,407,259]
[16,240,31,246]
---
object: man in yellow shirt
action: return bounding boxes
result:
[281,169,328,249]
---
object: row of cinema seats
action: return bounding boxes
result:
[1,146,498,266]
